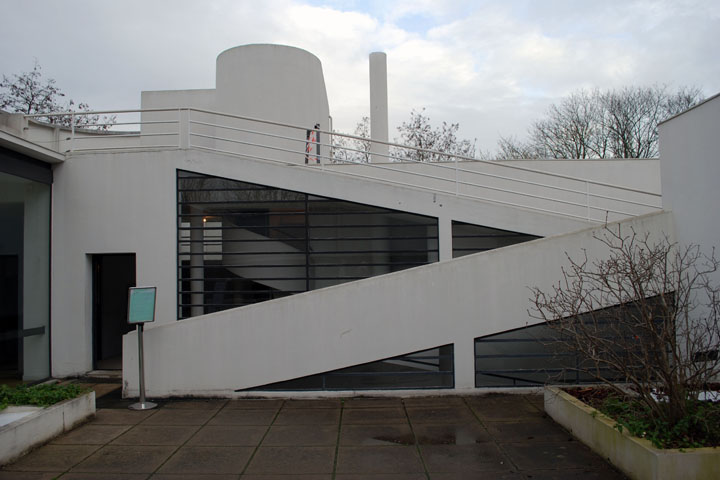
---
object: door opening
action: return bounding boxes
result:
[92,254,136,370]
[0,255,20,379]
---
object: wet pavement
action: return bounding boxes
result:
[1,389,627,479]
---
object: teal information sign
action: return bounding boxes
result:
[127,287,156,324]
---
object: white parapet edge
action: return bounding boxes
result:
[544,386,720,480]
[0,391,96,466]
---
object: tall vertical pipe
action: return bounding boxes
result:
[369,52,389,163]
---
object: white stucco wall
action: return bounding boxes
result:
[50,146,592,377]
[122,211,674,397]
[659,93,720,253]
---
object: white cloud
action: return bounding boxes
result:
[1,0,718,152]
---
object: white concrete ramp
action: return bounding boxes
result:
[123,211,673,397]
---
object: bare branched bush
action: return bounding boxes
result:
[530,225,720,425]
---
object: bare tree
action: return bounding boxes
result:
[530,225,720,426]
[331,116,372,163]
[393,108,476,162]
[1,60,115,130]
[499,86,703,159]
[496,135,542,160]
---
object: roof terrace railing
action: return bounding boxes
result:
[23,108,662,223]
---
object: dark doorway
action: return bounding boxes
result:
[0,255,20,378]
[93,254,136,370]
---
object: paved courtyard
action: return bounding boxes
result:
[1,390,626,479]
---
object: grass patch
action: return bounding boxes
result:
[0,383,90,410]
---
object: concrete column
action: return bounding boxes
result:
[438,216,453,261]
[369,52,389,163]
[453,337,477,390]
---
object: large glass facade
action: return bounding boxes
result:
[0,164,51,381]
[177,170,439,318]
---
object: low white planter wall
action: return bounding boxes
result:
[544,386,720,480]
[0,391,95,466]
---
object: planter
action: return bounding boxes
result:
[544,386,719,480]
[0,390,96,465]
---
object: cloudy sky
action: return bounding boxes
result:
[1,0,718,153]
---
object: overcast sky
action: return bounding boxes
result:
[1,0,718,153]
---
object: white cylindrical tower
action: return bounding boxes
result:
[214,44,330,164]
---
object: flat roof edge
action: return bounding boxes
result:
[0,129,65,164]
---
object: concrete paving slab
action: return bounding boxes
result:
[241,475,331,480]
[466,395,542,421]
[341,406,408,425]
[110,425,201,445]
[335,475,426,480]
[431,472,525,480]
[511,467,628,479]
[60,473,149,480]
[339,424,414,446]
[1,444,100,472]
[93,408,156,425]
[405,405,477,424]
[342,397,404,409]
[187,425,268,446]
[263,424,338,446]
[245,446,336,474]
[155,445,254,475]
[273,408,340,425]
[209,408,278,426]
[140,408,216,426]
[484,418,576,442]
[0,471,65,479]
[402,396,467,407]
[225,399,284,410]
[420,443,511,474]
[283,399,342,409]
[336,446,424,474]
[71,445,176,474]
[413,423,493,445]
[162,399,228,410]
[151,475,236,480]
[500,441,612,471]
[51,424,131,445]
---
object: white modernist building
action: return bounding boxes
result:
[0,44,717,397]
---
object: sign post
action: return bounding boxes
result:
[127,286,157,411]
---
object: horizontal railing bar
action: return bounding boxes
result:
[190,120,309,146]
[70,132,175,140]
[68,144,178,153]
[178,223,437,229]
[178,262,428,269]
[178,235,438,242]
[179,248,438,255]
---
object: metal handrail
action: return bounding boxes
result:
[23,108,662,222]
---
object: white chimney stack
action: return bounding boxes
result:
[369,52,389,163]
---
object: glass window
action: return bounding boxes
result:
[177,170,439,318]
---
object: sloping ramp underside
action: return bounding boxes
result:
[124,211,673,397]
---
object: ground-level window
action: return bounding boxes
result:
[244,344,454,391]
